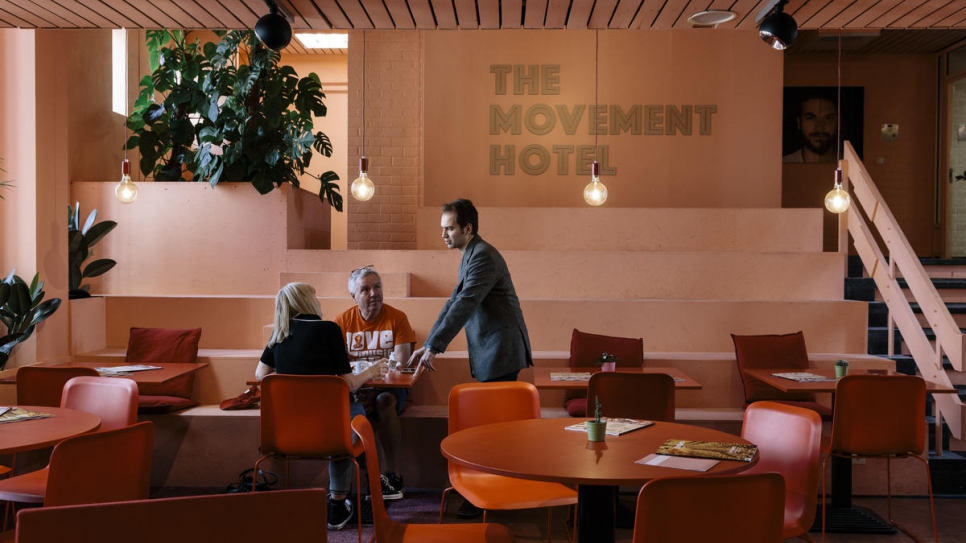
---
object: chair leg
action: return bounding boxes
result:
[886,456,939,543]
[353,458,362,543]
[439,487,454,523]
[819,454,832,543]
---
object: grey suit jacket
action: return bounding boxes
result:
[424,235,532,381]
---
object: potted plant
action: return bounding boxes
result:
[67,202,117,299]
[126,30,343,211]
[585,396,607,442]
[596,352,619,372]
[0,270,62,370]
[835,359,849,379]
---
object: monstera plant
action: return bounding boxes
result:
[0,270,61,370]
[126,29,342,211]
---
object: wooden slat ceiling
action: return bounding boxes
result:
[4,0,966,54]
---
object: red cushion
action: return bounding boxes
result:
[565,398,587,417]
[569,329,644,368]
[125,327,201,401]
[136,395,199,414]
[732,332,816,403]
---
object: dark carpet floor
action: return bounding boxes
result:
[154,486,964,543]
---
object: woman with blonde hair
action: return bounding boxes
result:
[255,282,387,531]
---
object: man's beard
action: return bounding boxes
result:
[804,132,835,156]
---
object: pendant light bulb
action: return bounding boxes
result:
[825,168,850,214]
[351,157,375,201]
[583,161,607,206]
[115,159,138,204]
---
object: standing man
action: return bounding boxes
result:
[409,198,533,519]
[334,266,416,501]
[409,198,533,382]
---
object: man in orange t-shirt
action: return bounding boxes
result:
[334,266,416,501]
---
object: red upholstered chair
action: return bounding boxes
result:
[14,489,328,543]
[441,382,577,543]
[352,416,517,543]
[742,401,823,542]
[124,327,201,413]
[820,374,937,543]
[16,366,100,407]
[566,329,645,417]
[632,472,786,543]
[731,332,832,419]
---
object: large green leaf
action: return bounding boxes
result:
[7,282,29,316]
[0,283,8,306]
[83,221,118,248]
[82,259,117,279]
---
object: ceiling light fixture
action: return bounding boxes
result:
[687,10,737,27]
[255,0,293,52]
[116,30,137,204]
[825,32,851,214]
[295,33,349,49]
[758,0,798,51]
[351,31,375,202]
[583,30,607,207]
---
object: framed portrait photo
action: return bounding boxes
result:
[782,86,864,163]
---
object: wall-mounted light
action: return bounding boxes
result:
[255,0,292,51]
[758,0,798,50]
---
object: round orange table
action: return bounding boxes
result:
[441,418,757,543]
[0,406,101,454]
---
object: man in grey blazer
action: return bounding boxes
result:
[408,198,533,383]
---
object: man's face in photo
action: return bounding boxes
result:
[797,98,838,159]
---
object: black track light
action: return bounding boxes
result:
[759,0,798,51]
[255,0,292,52]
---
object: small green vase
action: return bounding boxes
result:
[586,420,607,442]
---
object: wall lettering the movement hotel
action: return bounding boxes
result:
[488,65,718,176]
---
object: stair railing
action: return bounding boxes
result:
[842,141,964,448]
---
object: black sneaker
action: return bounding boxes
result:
[381,472,404,500]
[456,499,484,519]
[327,495,353,530]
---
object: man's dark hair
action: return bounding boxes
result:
[794,89,837,118]
[442,198,479,235]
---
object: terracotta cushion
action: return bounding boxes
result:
[565,398,587,417]
[125,327,202,412]
[731,332,817,403]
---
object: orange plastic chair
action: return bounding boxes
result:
[565,329,644,417]
[587,372,675,421]
[14,489,328,543]
[820,374,938,543]
[0,375,140,522]
[16,366,100,407]
[0,421,153,508]
[254,374,364,543]
[352,415,517,543]
[633,472,786,543]
[441,382,577,542]
[742,401,822,542]
[61,376,139,431]
[731,332,832,419]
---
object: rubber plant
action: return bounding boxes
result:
[68,202,117,299]
[0,270,62,370]
[126,29,343,211]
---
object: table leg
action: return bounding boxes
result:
[809,456,897,534]
[577,484,616,543]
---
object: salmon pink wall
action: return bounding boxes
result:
[423,30,783,209]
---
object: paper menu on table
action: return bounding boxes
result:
[771,372,837,383]
[564,418,654,436]
[550,372,592,381]
[655,439,758,462]
[636,453,718,472]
